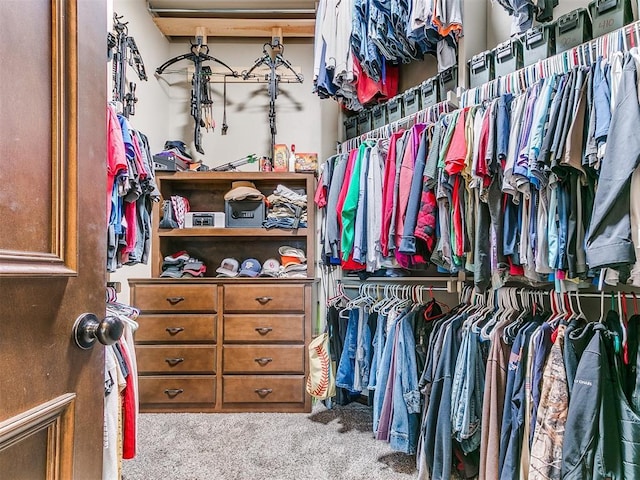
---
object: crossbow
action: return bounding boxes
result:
[242,40,304,158]
[108,13,147,118]
[156,44,237,155]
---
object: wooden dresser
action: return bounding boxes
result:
[130,278,313,413]
[129,171,315,413]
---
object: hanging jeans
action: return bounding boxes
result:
[336,308,360,393]
[586,53,640,269]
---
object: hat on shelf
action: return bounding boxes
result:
[278,245,306,267]
[223,181,265,202]
[163,250,190,265]
[215,258,240,277]
[239,258,262,277]
[182,258,207,277]
[160,266,184,278]
[164,140,193,159]
[260,258,281,277]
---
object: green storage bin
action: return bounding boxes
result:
[344,116,357,140]
[371,104,388,130]
[439,66,458,102]
[556,8,592,53]
[589,0,633,37]
[523,24,556,67]
[356,109,373,135]
[387,95,404,123]
[493,38,523,79]
[403,87,422,115]
[420,76,440,108]
[468,50,495,88]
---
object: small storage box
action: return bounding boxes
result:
[523,24,556,67]
[153,153,190,172]
[468,50,494,88]
[555,8,592,53]
[224,200,265,228]
[439,66,458,102]
[185,212,225,228]
[589,0,633,37]
[344,116,357,140]
[420,76,440,108]
[371,104,388,130]
[387,95,404,122]
[356,109,373,135]
[493,38,523,79]
[403,87,422,115]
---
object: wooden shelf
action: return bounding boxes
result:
[152,17,315,39]
[157,228,308,237]
[155,171,314,182]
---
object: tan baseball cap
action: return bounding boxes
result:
[223,181,264,201]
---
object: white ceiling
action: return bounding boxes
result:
[147,0,317,38]
[147,0,317,17]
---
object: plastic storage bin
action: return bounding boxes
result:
[555,8,592,53]
[493,38,523,79]
[403,87,422,115]
[387,95,404,123]
[589,0,633,37]
[439,66,458,102]
[468,50,494,88]
[371,104,387,130]
[420,76,440,108]
[523,24,556,67]
[344,116,357,140]
[356,109,373,135]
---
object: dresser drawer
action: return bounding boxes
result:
[139,375,215,404]
[132,284,217,312]
[223,376,305,403]
[223,345,304,374]
[223,314,304,343]
[136,314,216,343]
[137,345,216,374]
[223,285,304,312]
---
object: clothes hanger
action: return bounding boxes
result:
[573,291,586,321]
[598,290,606,323]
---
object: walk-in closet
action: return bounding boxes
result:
[3,1,640,479]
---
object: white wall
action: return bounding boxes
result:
[162,37,338,167]
[108,0,171,303]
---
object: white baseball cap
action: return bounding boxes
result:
[260,258,281,277]
[215,258,239,277]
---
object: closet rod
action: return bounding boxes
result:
[461,20,640,107]
[569,292,639,299]
[341,284,450,291]
[338,93,459,153]
[341,276,460,293]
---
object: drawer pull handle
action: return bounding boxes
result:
[166,296,185,306]
[254,357,273,366]
[255,327,273,335]
[254,388,273,397]
[164,388,184,398]
[165,357,184,366]
[255,296,273,305]
[166,327,185,335]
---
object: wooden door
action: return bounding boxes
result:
[0,0,108,478]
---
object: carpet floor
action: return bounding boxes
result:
[122,402,417,480]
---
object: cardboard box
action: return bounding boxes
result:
[294,153,318,173]
[273,144,290,172]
